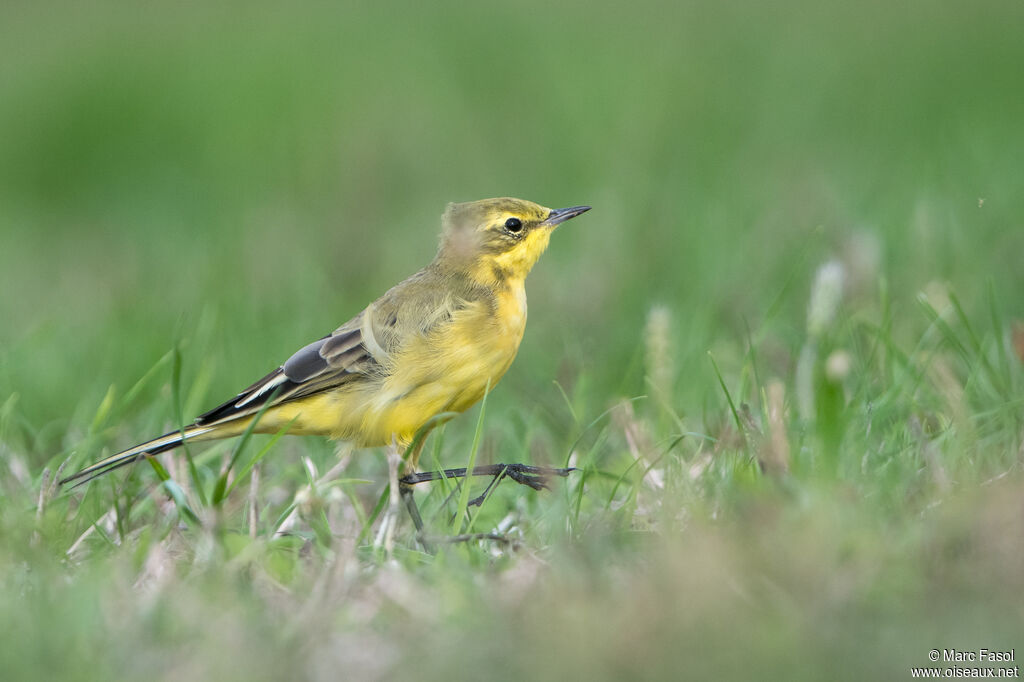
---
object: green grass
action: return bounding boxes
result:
[2,1,1024,679]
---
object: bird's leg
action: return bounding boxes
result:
[399,482,425,532]
[396,427,443,552]
[400,464,574,489]
[375,438,406,556]
[396,465,575,548]
[465,467,509,508]
[400,464,576,507]
[398,483,435,553]
[394,417,573,544]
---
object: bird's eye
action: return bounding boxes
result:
[504,217,523,233]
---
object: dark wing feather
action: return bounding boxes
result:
[195,368,296,424]
[282,336,333,382]
[195,318,381,426]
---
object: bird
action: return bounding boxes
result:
[60,198,591,487]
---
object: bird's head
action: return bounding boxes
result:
[437,197,590,283]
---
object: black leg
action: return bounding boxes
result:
[399,482,435,553]
[465,468,508,508]
[398,464,576,545]
[399,463,575,490]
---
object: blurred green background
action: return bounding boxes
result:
[4,0,1021,435]
[1,1,1023,680]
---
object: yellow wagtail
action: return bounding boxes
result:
[61,198,590,487]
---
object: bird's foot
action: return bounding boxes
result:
[397,464,575,549]
[399,463,575,492]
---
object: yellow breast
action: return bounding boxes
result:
[258,279,529,449]
[364,278,527,444]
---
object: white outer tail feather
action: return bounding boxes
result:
[60,425,214,486]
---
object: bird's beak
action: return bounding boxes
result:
[543,205,591,227]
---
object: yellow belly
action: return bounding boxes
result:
[256,282,527,448]
[361,285,526,444]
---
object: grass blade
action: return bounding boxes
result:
[171,344,207,507]
[453,379,490,531]
[211,388,286,506]
[708,351,747,450]
[147,457,200,526]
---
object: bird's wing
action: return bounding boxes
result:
[194,268,470,427]
[194,306,392,426]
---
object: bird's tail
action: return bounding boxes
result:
[59,424,216,488]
